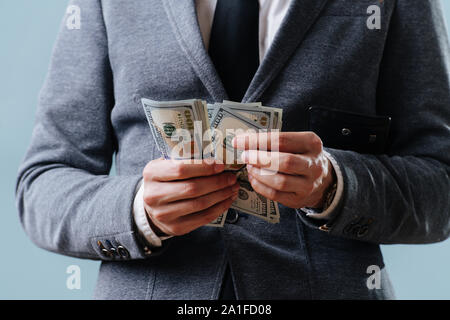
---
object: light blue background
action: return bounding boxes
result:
[0,1,449,300]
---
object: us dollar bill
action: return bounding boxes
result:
[222,100,283,130]
[222,103,274,129]
[141,98,211,160]
[209,102,282,223]
[142,98,283,226]
[268,198,280,224]
[209,105,264,170]
[209,105,280,223]
[207,210,228,228]
[232,168,272,222]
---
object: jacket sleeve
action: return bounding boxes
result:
[15,0,149,260]
[298,0,450,244]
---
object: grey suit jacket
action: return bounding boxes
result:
[16,0,450,299]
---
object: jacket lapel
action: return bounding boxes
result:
[163,0,328,103]
[243,0,329,103]
[163,0,228,101]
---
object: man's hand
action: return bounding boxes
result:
[233,132,336,209]
[142,159,239,236]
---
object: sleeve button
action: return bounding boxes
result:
[117,244,130,259]
[357,225,369,237]
[97,241,114,259]
[105,240,117,256]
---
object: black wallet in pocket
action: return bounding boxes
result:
[307,106,391,154]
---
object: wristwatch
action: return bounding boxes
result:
[304,181,337,214]
[323,181,338,212]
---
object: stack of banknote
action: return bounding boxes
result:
[142,98,283,227]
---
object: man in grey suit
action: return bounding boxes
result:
[16,0,450,299]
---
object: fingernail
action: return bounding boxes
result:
[232,183,240,192]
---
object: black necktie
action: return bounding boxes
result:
[209,0,260,102]
[210,0,259,301]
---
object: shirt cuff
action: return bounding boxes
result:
[132,180,173,249]
[301,151,344,220]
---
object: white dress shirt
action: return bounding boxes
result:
[133,0,344,250]
[196,0,293,62]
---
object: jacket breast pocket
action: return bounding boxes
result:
[307,106,391,154]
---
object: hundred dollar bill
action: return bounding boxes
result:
[223,100,262,108]
[209,107,278,223]
[210,105,264,169]
[142,98,282,226]
[222,100,283,130]
[261,106,283,130]
[222,102,274,129]
[232,168,272,222]
[141,98,211,160]
[207,103,220,121]
[217,103,282,222]
[207,210,228,227]
[268,199,280,224]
